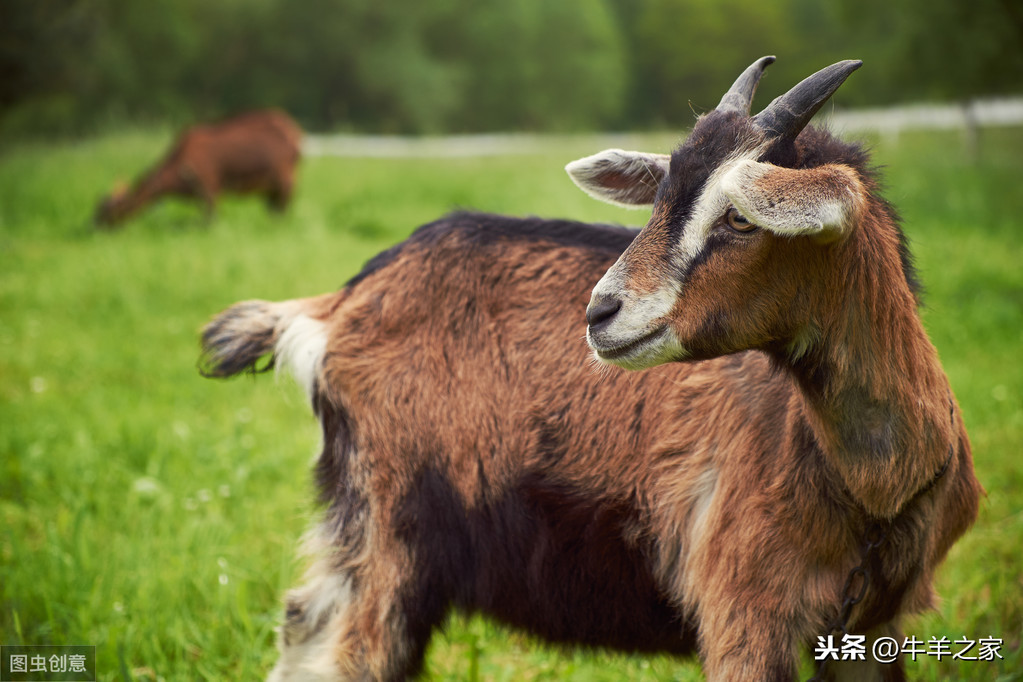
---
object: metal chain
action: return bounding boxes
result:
[807,523,887,682]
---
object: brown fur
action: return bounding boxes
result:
[95,109,301,227]
[200,124,981,679]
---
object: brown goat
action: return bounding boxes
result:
[95,109,301,227]
[200,59,981,681]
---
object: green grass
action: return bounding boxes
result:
[1,125,1021,681]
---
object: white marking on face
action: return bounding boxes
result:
[587,138,768,369]
[590,266,677,334]
[587,326,690,371]
[587,264,685,369]
[671,141,770,273]
[276,314,328,405]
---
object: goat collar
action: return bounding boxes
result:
[898,438,954,515]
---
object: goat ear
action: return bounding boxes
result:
[720,160,863,242]
[565,149,669,209]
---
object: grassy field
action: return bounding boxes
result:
[1,125,1021,681]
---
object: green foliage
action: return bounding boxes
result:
[624,0,795,119]
[836,0,1023,102]
[0,0,627,136]
[437,0,626,132]
[2,0,1021,137]
[1,126,1021,679]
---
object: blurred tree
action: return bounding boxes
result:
[0,0,100,133]
[835,0,1023,160]
[90,0,204,120]
[255,0,464,132]
[1,0,626,136]
[846,0,1023,102]
[0,0,1020,137]
[435,0,625,131]
[612,0,829,127]
[610,0,877,128]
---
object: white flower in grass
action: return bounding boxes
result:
[132,477,161,499]
[172,421,191,440]
[218,484,231,498]
[219,574,229,586]
[197,489,212,503]
[30,377,47,394]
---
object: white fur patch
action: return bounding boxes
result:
[269,582,353,681]
[689,465,718,540]
[276,315,328,404]
[268,533,356,681]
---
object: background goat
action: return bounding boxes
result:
[95,109,301,227]
[200,58,981,681]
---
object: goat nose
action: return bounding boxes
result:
[586,295,623,331]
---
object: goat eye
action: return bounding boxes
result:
[725,207,758,233]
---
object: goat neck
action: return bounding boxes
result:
[775,190,958,520]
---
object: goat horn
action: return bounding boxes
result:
[753,59,862,140]
[717,55,776,115]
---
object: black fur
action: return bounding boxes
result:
[198,302,276,377]
[345,212,638,290]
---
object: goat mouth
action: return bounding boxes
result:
[591,326,668,362]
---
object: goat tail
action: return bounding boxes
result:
[199,300,288,378]
[199,294,336,395]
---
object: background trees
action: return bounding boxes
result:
[1,0,1021,137]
